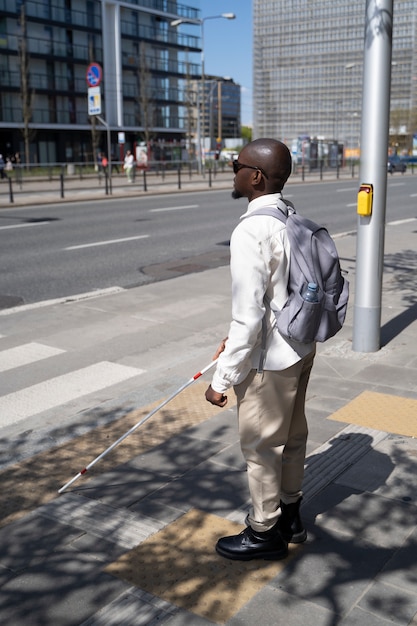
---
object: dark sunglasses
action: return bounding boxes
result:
[233,160,269,179]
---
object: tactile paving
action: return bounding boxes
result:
[329,391,417,437]
[0,381,232,529]
[105,508,300,624]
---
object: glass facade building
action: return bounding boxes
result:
[0,0,241,163]
[253,0,417,155]
[190,77,241,151]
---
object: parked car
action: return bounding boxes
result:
[387,155,407,174]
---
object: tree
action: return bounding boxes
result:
[241,125,252,143]
[135,42,156,149]
[18,4,36,164]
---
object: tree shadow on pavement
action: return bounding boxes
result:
[1,421,416,625]
[270,431,417,625]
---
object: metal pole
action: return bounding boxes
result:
[352,0,393,352]
[196,85,202,175]
[107,124,112,194]
[201,20,206,177]
[8,177,14,203]
[96,115,112,195]
[217,80,222,149]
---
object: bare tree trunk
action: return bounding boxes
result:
[136,42,156,151]
[18,5,35,166]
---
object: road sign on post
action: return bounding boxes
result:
[86,62,102,87]
[88,86,101,115]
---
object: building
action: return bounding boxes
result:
[190,76,241,153]
[253,0,417,157]
[0,0,228,164]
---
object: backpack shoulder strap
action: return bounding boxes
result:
[285,213,318,286]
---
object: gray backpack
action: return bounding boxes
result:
[247,198,349,343]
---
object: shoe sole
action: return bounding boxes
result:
[280,530,307,544]
[215,545,288,561]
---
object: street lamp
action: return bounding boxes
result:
[171,13,236,173]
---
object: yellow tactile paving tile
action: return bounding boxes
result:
[0,382,232,529]
[329,390,417,438]
[105,508,301,625]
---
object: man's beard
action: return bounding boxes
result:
[231,188,243,199]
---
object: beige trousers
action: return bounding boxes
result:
[234,349,315,533]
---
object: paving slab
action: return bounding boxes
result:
[1,207,417,624]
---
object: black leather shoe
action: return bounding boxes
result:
[216,525,288,561]
[276,498,307,544]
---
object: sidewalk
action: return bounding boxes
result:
[0,165,363,208]
[0,205,416,624]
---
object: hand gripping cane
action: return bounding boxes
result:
[58,359,218,493]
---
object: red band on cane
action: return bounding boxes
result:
[193,372,202,380]
[80,468,88,475]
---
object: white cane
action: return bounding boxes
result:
[58,359,218,494]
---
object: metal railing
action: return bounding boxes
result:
[1,159,413,206]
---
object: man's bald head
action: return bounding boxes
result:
[242,138,292,192]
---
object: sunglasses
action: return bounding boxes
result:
[233,160,269,179]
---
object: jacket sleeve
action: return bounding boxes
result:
[211,221,274,393]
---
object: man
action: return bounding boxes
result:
[205,138,315,561]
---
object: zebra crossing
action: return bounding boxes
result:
[0,268,231,468]
[0,338,145,430]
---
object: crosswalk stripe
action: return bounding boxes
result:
[0,361,144,427]
[0,342,65,373]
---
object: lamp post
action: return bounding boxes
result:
[171,13,236,174]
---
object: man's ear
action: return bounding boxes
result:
[252,169,265,186]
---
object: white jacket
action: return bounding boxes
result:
[211,193,314,394]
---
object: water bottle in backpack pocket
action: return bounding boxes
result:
[278,282,323,343]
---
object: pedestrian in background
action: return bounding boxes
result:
[206,138,316,561]
[123,150,135,183]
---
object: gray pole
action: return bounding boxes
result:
[352,0,393,352]
[96,115,112,194]
[201,19,206,175]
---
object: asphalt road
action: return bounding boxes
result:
[0,177,415,309]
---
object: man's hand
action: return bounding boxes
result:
[212,337,228,361]
[205,385,228,407]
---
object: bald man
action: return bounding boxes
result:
[206,138,316,561]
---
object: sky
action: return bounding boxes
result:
[196,0,253,126]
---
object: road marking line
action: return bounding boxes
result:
[65,235,149,250]
[387,217,417,226]
[0,343,65,373]
[0,361,145,426]
[149,204,199,212]
[0,222,51,230]
[337,187,357,192]
[332,230,356,239]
